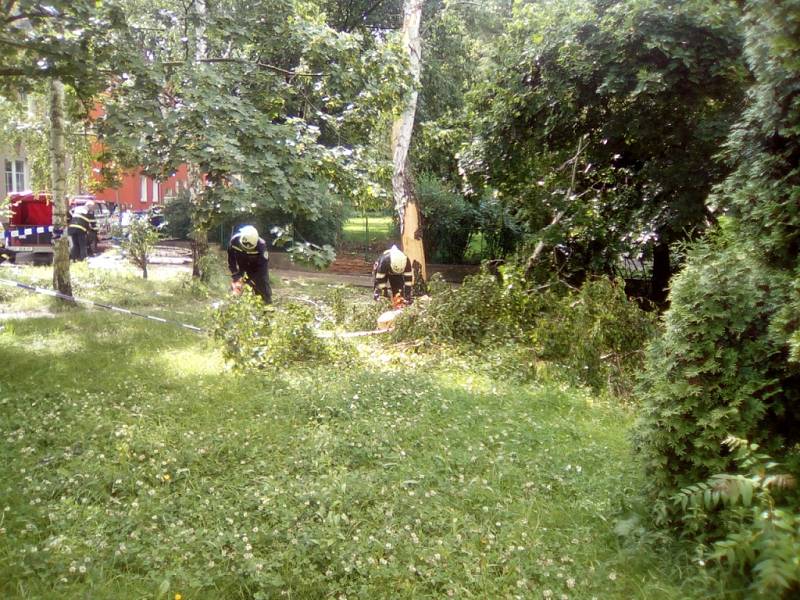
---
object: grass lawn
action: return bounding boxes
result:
[341,214,396,247]
[0,262,725,599]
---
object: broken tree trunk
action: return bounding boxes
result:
[391,0,426,282]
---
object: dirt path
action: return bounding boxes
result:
[4,242,474,290]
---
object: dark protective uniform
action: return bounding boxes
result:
[372,248,413,303]
[86,209,99,256]
[68,209,97,261]
[0,223,11,264]
[228,232,272,304]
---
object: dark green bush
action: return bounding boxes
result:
[216,195,347,249]
[632,2,800,595]
[672,437,800,598]
[634,224,799,499]
[161,190,192,240]
[473,193,521,259]
[416,174,476,263]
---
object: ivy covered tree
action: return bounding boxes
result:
[636,0,800,593]
[460,0,746,295]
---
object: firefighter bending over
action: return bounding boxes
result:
[228,225,272,304]
[68,201,97,261]
[373,244,413,305]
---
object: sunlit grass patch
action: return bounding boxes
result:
[341,214,396,245]
[157,346,226,378]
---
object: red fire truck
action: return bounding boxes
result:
[2,191,55,265]
[2,191,115,264]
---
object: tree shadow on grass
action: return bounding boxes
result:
[0,309,207,395]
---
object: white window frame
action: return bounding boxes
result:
[152,179,159,204]
[5,159,26,193]
[140,175,148,202]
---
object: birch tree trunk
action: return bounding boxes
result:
[49,78,71,295]
[391,0,426,282]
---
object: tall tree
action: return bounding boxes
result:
[0,1,130,294]
[391,0,426,280]
[96,0,405,277]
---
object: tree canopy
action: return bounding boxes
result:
[460,0,746,289]
[93,0,407,237]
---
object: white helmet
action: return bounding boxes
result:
[389,245,407,274]
[239,225,259,250]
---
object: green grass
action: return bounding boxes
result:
[341,214,397,246]
[464,232,487,264]
[0,263,726,599]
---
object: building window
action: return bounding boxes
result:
[152,179,159,204]
[5,159,25,193]
[140,175,148,202]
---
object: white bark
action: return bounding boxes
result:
[391,0,426,281]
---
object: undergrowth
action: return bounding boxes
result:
[393,264,657,394]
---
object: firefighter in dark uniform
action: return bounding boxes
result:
[68,201,97,261]
[372,244,413,305]
[228,225,272,304]
[86,203,100,256]
[0,221,12,264]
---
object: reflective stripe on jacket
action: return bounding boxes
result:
[227,232,269,281]
[68,212,96,233]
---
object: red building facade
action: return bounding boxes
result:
[88,104,190,211]
[90,164,189,212]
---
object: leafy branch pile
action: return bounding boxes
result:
[393,264,656,394]
[211,294,351,371]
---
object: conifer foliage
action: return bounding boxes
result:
[636,0,800,594]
